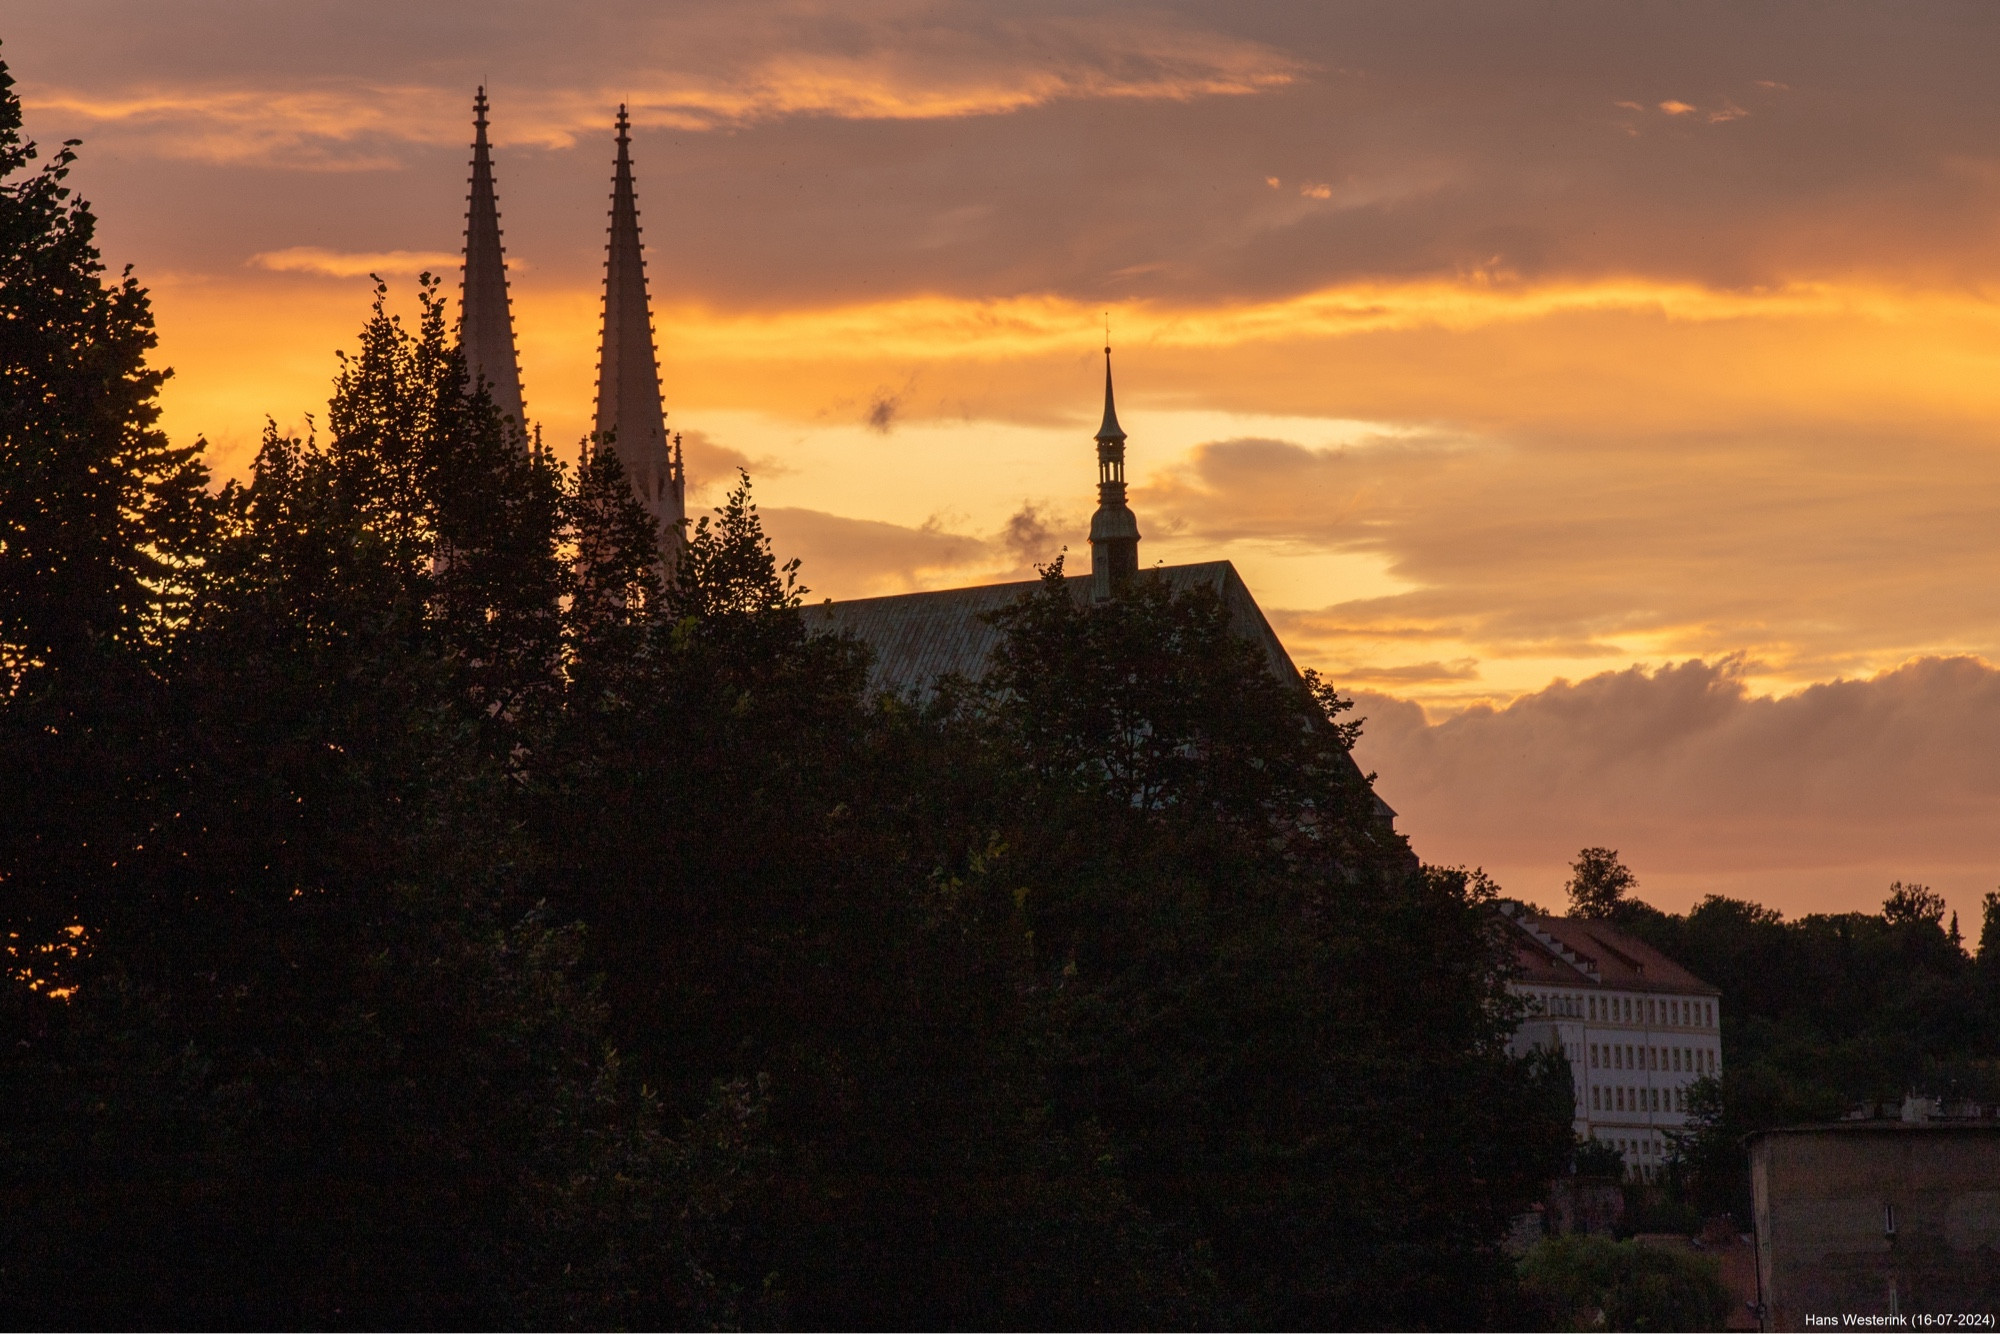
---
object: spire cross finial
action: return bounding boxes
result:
[615,103,631,144]
[474,85,488,127]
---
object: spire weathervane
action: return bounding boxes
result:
[459,85,527,435]
[1087,337,1139,599]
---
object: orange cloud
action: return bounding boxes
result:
[250,247,465,278]
[29,18,1302,165]
[1351,657,2000,925]
[1658,99,1697,115]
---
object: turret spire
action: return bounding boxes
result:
[1087,343,1140,599]
[458,86,526,435]
[594,104,682,560]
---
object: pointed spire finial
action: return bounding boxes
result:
[459,85,526,435]
[595,105,680,566]
[1087,338,1140,598]
[1095,339,1125,444]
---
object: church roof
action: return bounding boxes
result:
[804,558,1392,816]
[803,560,1297,694]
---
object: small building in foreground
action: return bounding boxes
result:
[1498,904,1723,1181]
[1748,1120,2000,1331]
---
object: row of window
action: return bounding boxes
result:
[1530,990,1715,1029]
[1593,1083,1691,1114]
[1591,1042,1714,1075]
[1608,1133,1664,1161]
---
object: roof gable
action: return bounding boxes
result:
[802,561,1300,694]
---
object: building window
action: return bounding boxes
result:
[1592,1086,1601,1110]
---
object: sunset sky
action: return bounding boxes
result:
[13,1,2000,925]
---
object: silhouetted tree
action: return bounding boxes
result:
[0,43,1588,1327]
[1568,846,1638,918]
[1979,890,2000,970]
[1883,880,1947,929]
[0,50,212,680]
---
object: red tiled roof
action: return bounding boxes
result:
[1505,910,1718,995]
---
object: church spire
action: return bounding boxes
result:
[458,86,526,434]
[1087,343,1141,599]
[594,104,682,558]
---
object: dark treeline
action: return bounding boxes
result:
[1567,856,2000,1225]
[0,55,1572,1328]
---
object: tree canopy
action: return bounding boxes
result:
[0,49,1573,1329]
[1607,881,2000,1224]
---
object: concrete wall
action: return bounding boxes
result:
[1750,1125,2000,1330]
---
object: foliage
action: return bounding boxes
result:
[1882,880,1946,928]
[0,47,1578,1329]
[1575,1134,1630,1178]
[1519,1233,1732,1332]
[1567,846,1638,918]
[0,49,212,681]
[1612,883,1999,1230]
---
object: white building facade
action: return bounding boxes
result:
[1498,903,1723,1182]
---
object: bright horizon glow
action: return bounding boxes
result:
[28,0,2000,927]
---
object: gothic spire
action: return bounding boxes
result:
[594,104,682,557]
[458,86,526,434]
[1087,344,1140,599]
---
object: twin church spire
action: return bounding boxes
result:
[456,92,683,554]
[457,94,1138,589]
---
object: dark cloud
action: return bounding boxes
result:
[864,389,900,433]
[1352,654,2000,919]
[998,501,1060,568]
[20,2,2000,306]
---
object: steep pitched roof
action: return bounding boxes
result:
[802,560,1391,814]
[1502,907,1719,996]
[801,561,1298,694]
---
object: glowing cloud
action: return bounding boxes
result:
[251,247,466,278]
[28,17,1303,165]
